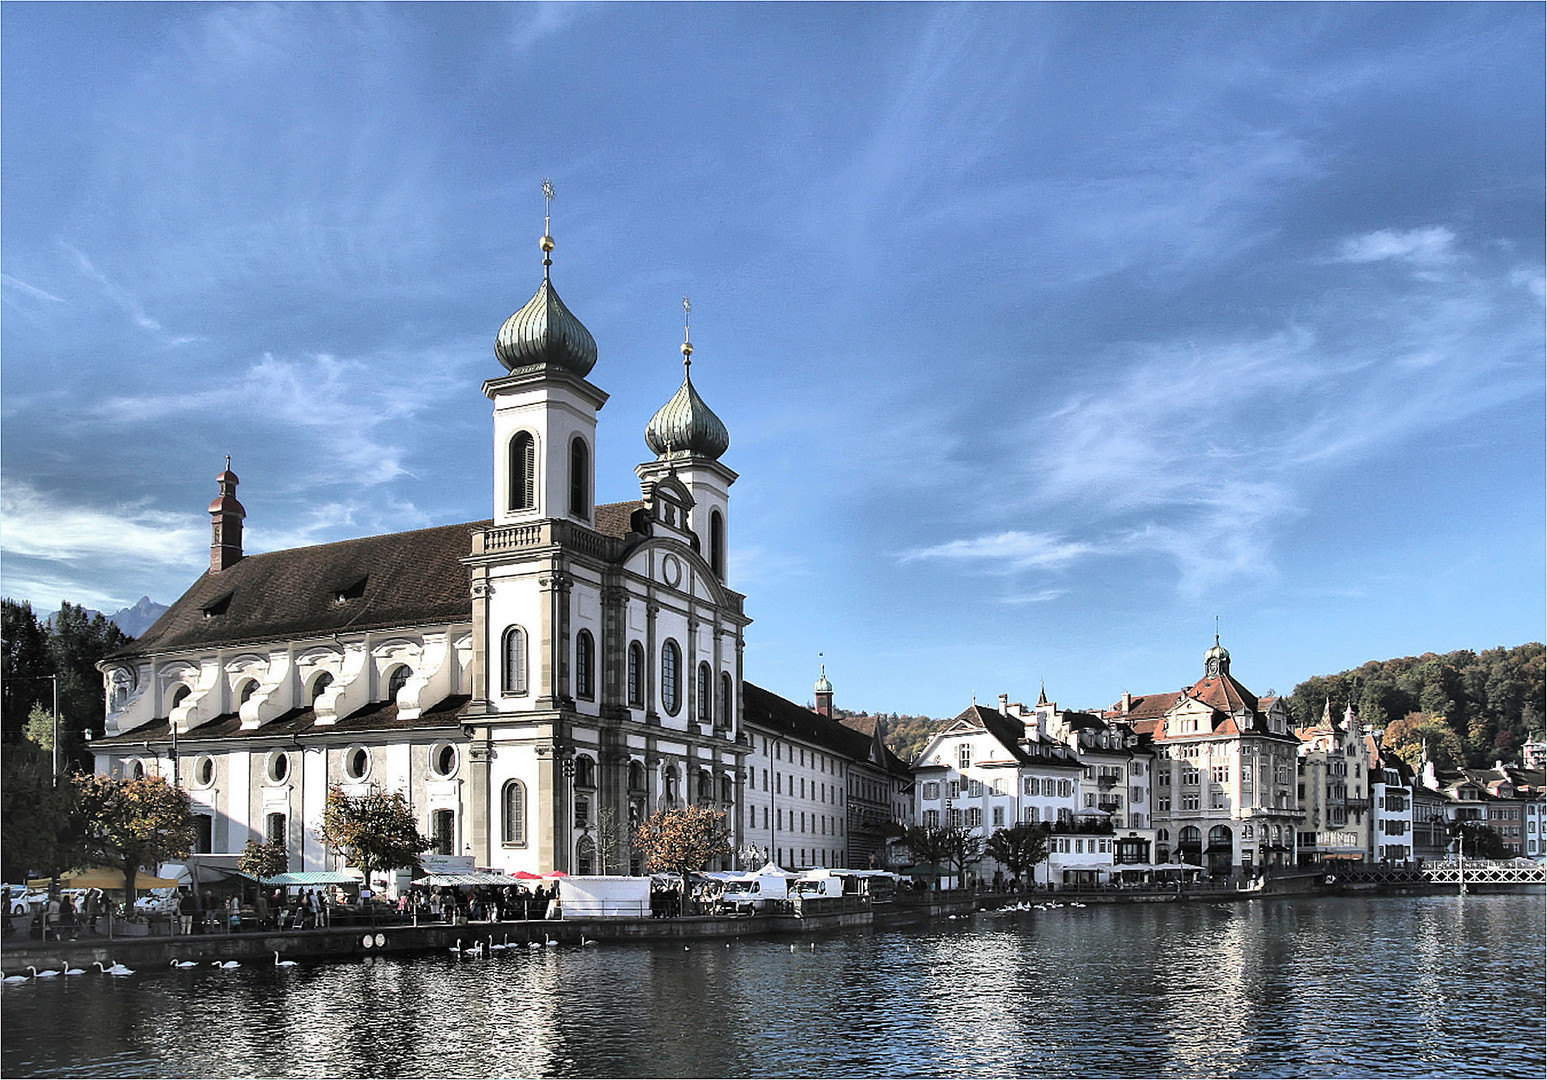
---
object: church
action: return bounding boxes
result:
[91,213,774,880]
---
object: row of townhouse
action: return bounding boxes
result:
[904,640,1545,885]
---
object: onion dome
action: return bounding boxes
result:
[494,191,597,376]
[815,665,833,695]
[208,458,245,517]
[1204,638,1231,679]
[645,336,729,460]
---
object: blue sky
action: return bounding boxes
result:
[3,3,1542,717]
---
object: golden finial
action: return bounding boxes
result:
[540,178,556,269]
[681,295,694,366]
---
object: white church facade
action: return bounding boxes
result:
[92,221,759,881]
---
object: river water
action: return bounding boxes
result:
[3,893,1542,1078]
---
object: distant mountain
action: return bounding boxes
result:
[45,596,168,639]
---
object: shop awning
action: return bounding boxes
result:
[236,871,362,887]
[27,867,183,891]
[419,872,523,886]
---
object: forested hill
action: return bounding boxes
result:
[829,708,946,766]
[1286,643,1543,768]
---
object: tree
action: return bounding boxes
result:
[1,599,51,740]
[238,838,290,880]
[632,805,731,896]
[984,822,1051,884]
[318,785,428,889]
[1384,711,1466,770]
[590,807,633,876]
[939,824,984,887]
[75,773,196,903]
[0,740,88,885]
[904,824,963,889]
[1451,821,1510,860]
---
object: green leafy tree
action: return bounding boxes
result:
[1452,820,1510,860]
[904,824,956,889]
[75,773,195,903]
[238,838,290,880]
[0,740,89,885]
[1,599,51,740]
[318,786,428,889]
[632,805,731,895]
[984,822,1051,884]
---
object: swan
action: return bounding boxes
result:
[170,959,198,969]
[467,940,485,957]
[580,935,597,947]
[449,939,463,955]
[215,960,241,969]
[30,966,60,978]
[108,962,135,976]
[274,951,298,967]
[789,944,796,953]
[543,934,557,947]
[2,972,28,983]
[489,935,509,952]
[526,940,542,950]
[63,965,86,976]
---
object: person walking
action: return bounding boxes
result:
[86,888,102,934]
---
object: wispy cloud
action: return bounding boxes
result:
[0,479,205,568]
[1335,226,1456,266]
[1,274,65,304]
[58,240,199,343]
[903,531,1094,572]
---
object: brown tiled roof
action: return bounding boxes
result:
[1190,674,1259,715]
[1104,692,1183,722]
[595,500,645,539]
[952,705,1083,768]
[95,695,471,746]
[835,715,917,776]
[113,522,488,658]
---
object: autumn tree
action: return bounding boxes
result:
[1383,711,1467,770]
[238,838,290,880]
[318,786,428,889]
[632,805,731,896]
[984,822,1051,884]
[75,773,195,903]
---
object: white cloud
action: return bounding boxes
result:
[1335,226,1456,266]
[0,479,205,569]
[1,274,65,304]
[903,531,1094,571]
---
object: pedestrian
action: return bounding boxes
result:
[254,888,269,930]
[59,893,77,940]
[86,888,102,934]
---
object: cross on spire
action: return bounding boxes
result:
[540,178,556,274]
[681,295,694,368]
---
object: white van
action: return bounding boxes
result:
[720,874,790,914]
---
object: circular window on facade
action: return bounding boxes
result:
[266,750,290,784]
[194,755,215,788]
[430,742,458,778]
[345,746,370,781]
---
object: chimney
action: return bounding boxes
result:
[209,457,246,574]
[1122,691,1132,715]
[998,693,1009,715]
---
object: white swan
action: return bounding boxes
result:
[489,934,510,952]
[467,940,485,957]
[215,960,241,969]
[274,951,297,967]
[449,938,463,955]
[526,940,542,950]
[170,959,198,969]
[63,965,85,976]
[107,962,135,976]
[29,965,60,978]
[580,935,597,947]
[543,934,557,947]
[2,971,28,983]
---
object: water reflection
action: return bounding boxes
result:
[2,894,1542,1078]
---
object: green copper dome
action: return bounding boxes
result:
[645,366,729,460]
[495,257,598,377]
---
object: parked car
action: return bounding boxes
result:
[2,885,29,916]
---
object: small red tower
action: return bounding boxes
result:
[208,457,246,574]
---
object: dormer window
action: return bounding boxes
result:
[202,593,233,618]
[333,576,367,604]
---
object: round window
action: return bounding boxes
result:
[430,743,458,778]
[267,751,290,784]
[194,756,215,788]
[346,747,370,781]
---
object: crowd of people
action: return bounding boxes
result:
[394,883,559,923]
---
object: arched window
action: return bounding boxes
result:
[710,509,725,579]
[698,769,714,802]
[1208,824,1233,847]
[719,774,733,803]
[575,630,595,699]
[577,835,596,875]
[661,640,681,715]
[502,780,526,845]
[719,672,733,729]
[509,431,536,512]
[238,679,259,705]
[386,665,413,702]
[628,760,646,791]
[697,662,712,723]
[569,437,589,518]
[132,760,146,780]
[627,642,644,707]
[169,684,192,713]
[573,755,596,789]
[663,764,679,804]
[503,626,528,696]
[309,671,334,704]
[431,809,456,855]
